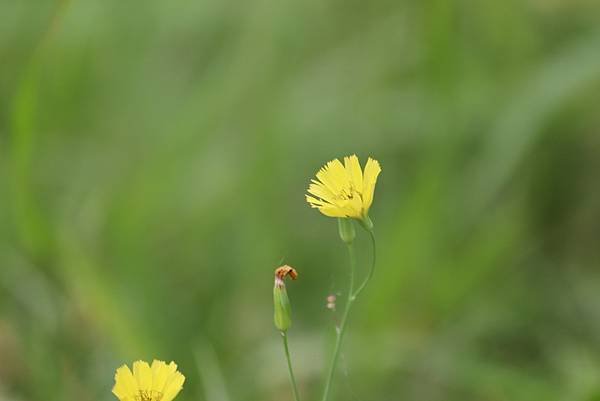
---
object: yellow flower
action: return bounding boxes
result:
[112,360,185,401]
[306,155,381,222]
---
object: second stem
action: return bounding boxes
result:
[321,242,356,401]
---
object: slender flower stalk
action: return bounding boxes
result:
[274,265,301,401]
[321,225,376,401]
[321,238,357,401]
[282,331,301,401]
[353,228,376,299]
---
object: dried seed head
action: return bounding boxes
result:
[275,265,298,281]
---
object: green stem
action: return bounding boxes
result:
[322,228,377,401]
[353,229,376,298]
[321,242,356,401]
[281,331,301,401]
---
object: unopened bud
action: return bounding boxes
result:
[273,265,298,332]
[337,218,356,244]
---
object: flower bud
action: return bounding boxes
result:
[273,266,298,332]
[337,218,356,244]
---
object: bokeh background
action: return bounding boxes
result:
[2,0,600,400]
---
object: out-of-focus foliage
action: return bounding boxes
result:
[1,1,600,400]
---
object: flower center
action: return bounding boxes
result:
[336,185,360,201]
[136,391,163,401]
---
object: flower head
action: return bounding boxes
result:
[306,155,381,222]
[112,360,185,401]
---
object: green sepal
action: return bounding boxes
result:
[359,214,374,231]
[274,282,292,332]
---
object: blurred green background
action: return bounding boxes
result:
[2,0,600,400]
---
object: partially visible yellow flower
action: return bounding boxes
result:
[306,155,381,223]
[112,360,185,401]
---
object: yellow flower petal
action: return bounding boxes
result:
[325,159,349,188]
[316,162,342,194]
[344,154,363,194]
[362,158,381,210]
[113,365,138,401]
[347,195,363,218]
[308,182,335,204]
[319,205,349,217]
[306,195,327,208]
[162,371,185,401]
[150,360,170,393]
[133,360,152,393]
